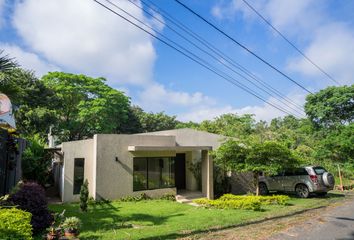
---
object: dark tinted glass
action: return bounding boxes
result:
[133,157,175,191]
[73,158,85,194]
[313,167,327,175]
[133,158,148,191]
[294,168,308,176]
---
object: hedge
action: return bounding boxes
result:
[0,207,33,240]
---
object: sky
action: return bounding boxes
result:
[0,0,353,122]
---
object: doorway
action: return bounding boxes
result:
[174,153,186,190]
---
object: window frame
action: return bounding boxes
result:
[133,157,175,191]
[73,158,85,195]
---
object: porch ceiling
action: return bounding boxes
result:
[127,145,212,152]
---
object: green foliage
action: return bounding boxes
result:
[0,207,33,240]
[159,194,176,201]
[194,197,262,211]
[61,217,82,231]
[42,72,131,141]
[219,194,290,205]
[194,194,290,211]
[130,106,179,133]
[21,135,51,185]
[0,68,58,138]
[80,179,89,212]
[119,193,151,202]
[305,85,354,128]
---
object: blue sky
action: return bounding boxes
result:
[1,0,354,122]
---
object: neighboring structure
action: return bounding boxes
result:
[53,129,226,202]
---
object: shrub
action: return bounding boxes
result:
[194,197,262,211]
[80,179,89,212]
[194,194,290,211]
[119,193,151,202]
[8,182,53,234]
[159,194,176,201]
[219,194,290,205]
[0,207,33,240]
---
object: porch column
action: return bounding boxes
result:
[201,150,214,200]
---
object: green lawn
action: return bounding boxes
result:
[47,193,345,240]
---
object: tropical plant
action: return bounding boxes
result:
[61,217,82,233]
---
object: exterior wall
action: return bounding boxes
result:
[61,139,94,202]
[184,150,200,191]
[94,134,177,200]
[138,128,226,149]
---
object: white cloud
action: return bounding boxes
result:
[211,0,354,86]
[288,23,354,85]
[0,43,59,76]
[137,83,215,111]
[178,91,305,123]
[12,0,162,86]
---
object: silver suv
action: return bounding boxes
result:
[259,166,335,198]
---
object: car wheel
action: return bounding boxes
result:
[295,184,309,198]
[259,182,269,195]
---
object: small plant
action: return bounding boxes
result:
[80,179,89,212]
[120,193,150,202]
[159,194,176,201]
[0,207,33,240]
[62,217,82,237]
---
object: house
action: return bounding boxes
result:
[52,128,226,202]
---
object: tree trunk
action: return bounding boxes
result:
[254,172,259,196]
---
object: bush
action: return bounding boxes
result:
[80,179,89,212]
[194,194,290,211]
[8,182,53,234]
[0,207,33,240]
[159,194,176,201]
[119,193,151,202]
[194,197,262,211]
[219,194,290,205]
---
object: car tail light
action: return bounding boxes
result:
[310,175,318,183]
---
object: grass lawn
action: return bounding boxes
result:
[46,192,345,240]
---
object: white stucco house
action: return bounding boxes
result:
[52,129,226,202]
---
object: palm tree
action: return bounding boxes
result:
[0,50,17,73]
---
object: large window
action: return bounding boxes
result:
[73,158,85,194]
[133,157,175,191]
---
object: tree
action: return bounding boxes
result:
[305,85,354,128]
[246,141,299,195]
[199,113,255,138]
[130,106,179,133]
[42,72,131,141]
[213,139,299,195]
[0,68,58,138]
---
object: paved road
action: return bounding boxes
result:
[270,196,354,240]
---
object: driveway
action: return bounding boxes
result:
[269,195,354,240]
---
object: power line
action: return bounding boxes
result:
[241,0,341,86]
[126,0,305,116]
[174,0,313,94]
[93,0,303,117]
[139,0,305,112]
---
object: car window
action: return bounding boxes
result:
[294,168,308,176]
[313,167,327,175]
[284,169,294,176]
